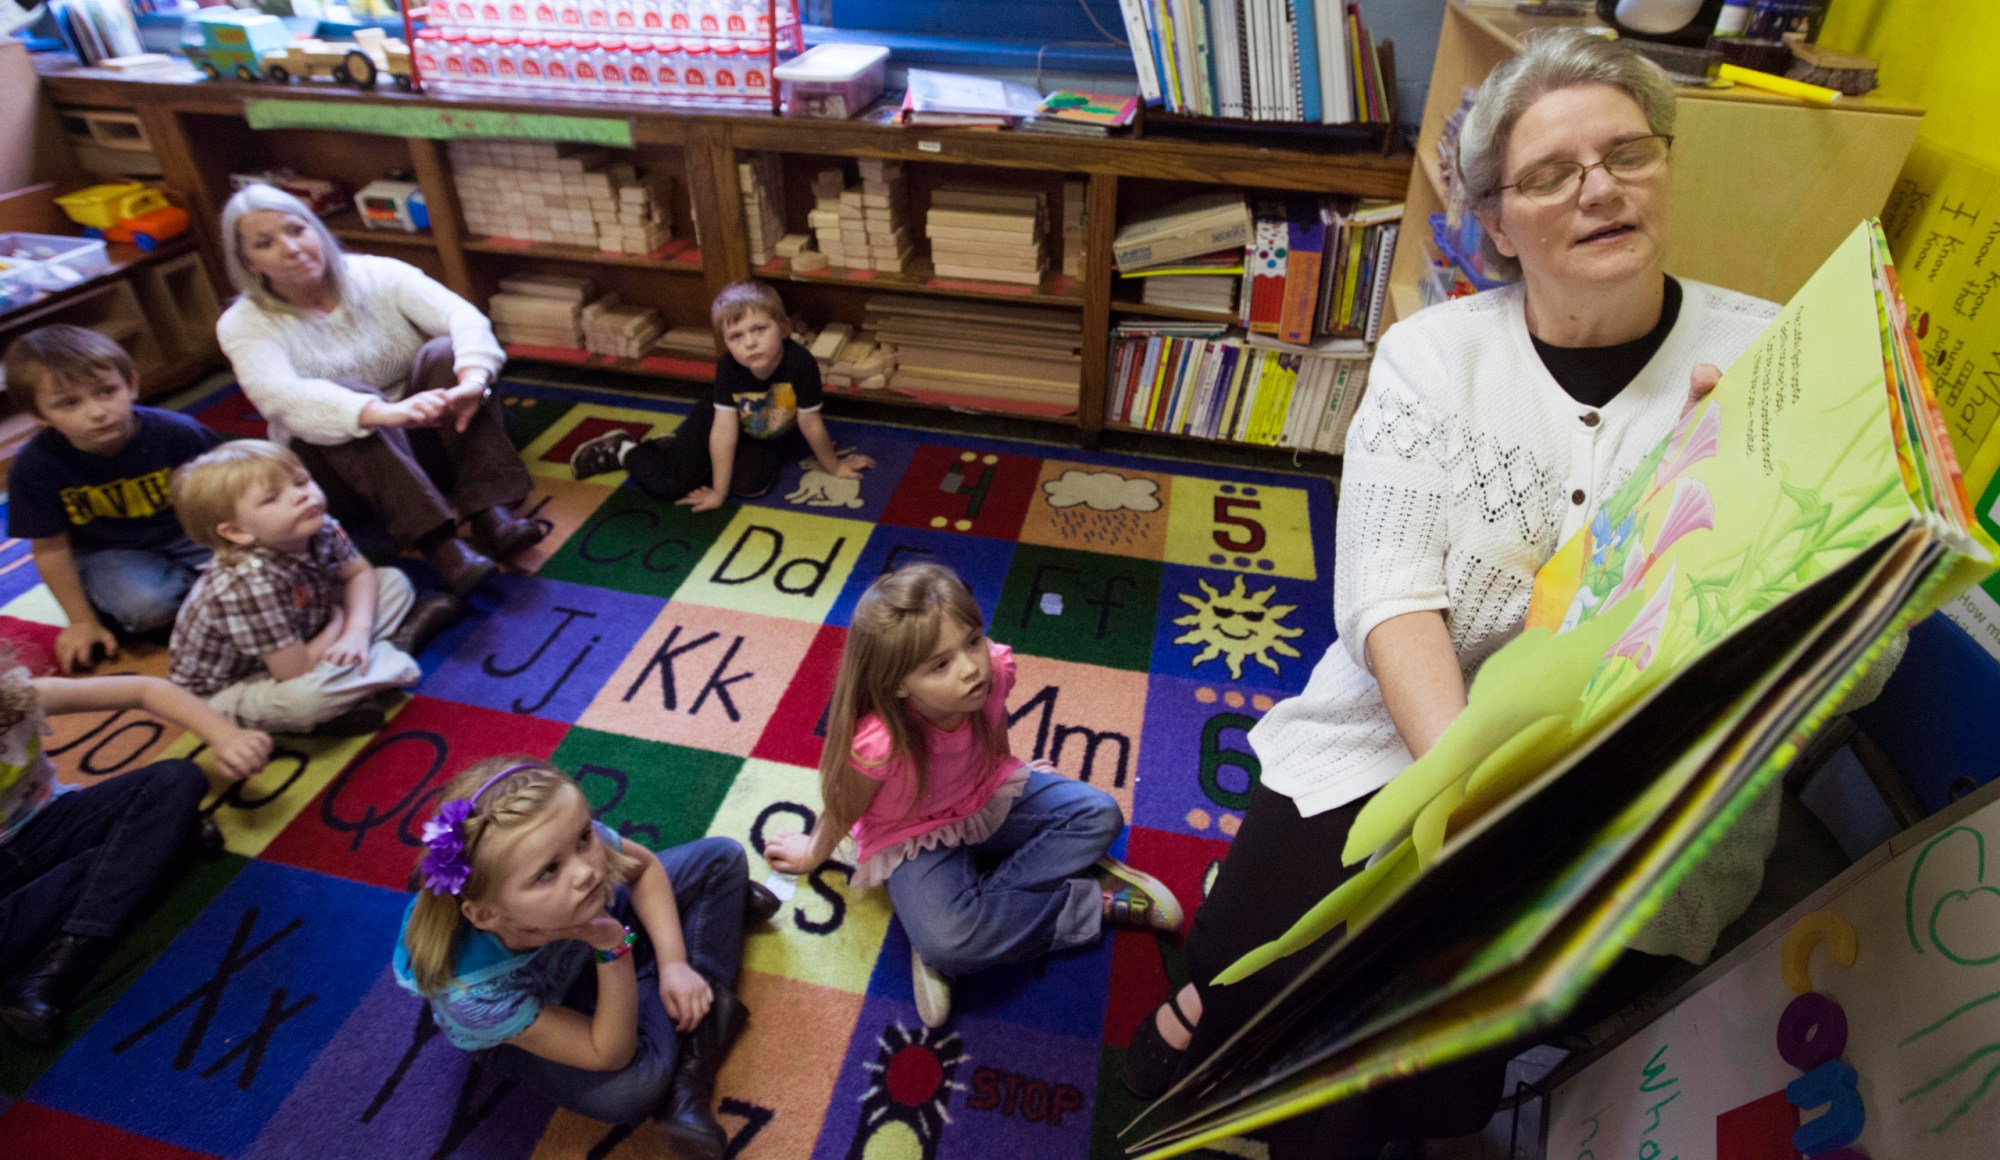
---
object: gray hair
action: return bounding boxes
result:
[1454,28,1676,281]
[220,183,349,314]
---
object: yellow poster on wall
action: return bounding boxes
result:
[1881,141,2000,497]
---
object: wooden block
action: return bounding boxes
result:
[924,234,1042,259]
[929,249,1045,273]
[927,222,1047,246]
[792,250,831,272]
[497,274,596,302]
[808,323,853,359]
[774,233,813,258]
[926,208,1039,235]
[930,186,1045,215]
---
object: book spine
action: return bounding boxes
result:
[1364,222,1398,343]
[1293,0,1321,124]
[1118,0,1164,102]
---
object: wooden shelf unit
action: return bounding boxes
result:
[37,59,1412,458]
[1387,0,1923,329]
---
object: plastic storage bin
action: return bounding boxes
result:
[773,43,887,119]
[0,234,112,292]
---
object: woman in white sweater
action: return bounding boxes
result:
[214,184,542,595]
[1123,30,1797,1151]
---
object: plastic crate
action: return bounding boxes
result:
[1427,213,1511,292]
[0,261,41,313]
[0,234,112,292]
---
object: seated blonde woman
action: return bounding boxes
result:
[214,183,543,595]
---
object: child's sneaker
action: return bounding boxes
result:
[910,947,952,1028]
[570,430,636,480]
[1098,858,1184,934]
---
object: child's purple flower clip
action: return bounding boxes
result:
[419,798,476,895]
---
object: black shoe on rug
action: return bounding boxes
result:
[311,703,387,738]
[0,934,112,1045]
[1122,991,1197,1100]
[656,985,748,1160]
[570,430,636,480]
[745,880,782,925]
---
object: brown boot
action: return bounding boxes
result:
[387,592,462,657]
[426,537,497,598]
[467,505,546,561]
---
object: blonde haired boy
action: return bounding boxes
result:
[167,441,459,735]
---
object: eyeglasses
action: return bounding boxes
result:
[1495,134,1674,205]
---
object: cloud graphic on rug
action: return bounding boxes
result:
[1043,470,1160,512]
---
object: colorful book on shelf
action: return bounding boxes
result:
[1119,0,1379,122]
[1121,221,1998,1157]
[1278,201,1332,345]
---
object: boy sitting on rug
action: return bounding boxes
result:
[166,440,460,736]
[568,281,874,508]
[3,325,223,673]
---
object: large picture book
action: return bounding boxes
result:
[1121,220,1997,1156]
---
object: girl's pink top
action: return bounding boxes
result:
[849,641,1022,863]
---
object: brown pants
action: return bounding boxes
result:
[291,337,532,552]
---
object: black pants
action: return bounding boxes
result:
[0,760,207,979]
[1183,782,1511,1158]
[623,402,809,503]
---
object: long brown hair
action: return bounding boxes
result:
[402,756,645,996]
[817,564,1003,847]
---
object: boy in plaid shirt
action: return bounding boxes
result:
[168,441,461,735]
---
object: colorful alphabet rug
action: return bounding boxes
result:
[0,378,1336,1160]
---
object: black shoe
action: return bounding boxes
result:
[656,985,748,1160]
[196,814,226,857]
[0,934,112,1045]
[745,880,781,925]
[311,703,387,737]
[569,430,636,480]
[1122,991,1197,1100]
[386,591,462,657]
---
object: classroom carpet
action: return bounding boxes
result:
[0,377,1337,1160]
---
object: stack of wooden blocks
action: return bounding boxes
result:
[655,325,719,360]
[798,321,894,390]
[807,159,913,273]
[581,295,665,360]
[488,273,595,349]
[924,187,1047,286]
[866,295,1080,411]
[1061,179,1086,279]
[448,139,673,255]
[737,154,786,265]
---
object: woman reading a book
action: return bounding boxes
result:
[214,183,543,598]
[1124,29,1808,1152]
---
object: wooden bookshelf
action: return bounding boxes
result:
[35,57,1415,459]
[1386,0,1923,330]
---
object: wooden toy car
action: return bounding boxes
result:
[52,183,191,251]
[180,9,292,82]
[229,169,350,218]
[262,28,413,89]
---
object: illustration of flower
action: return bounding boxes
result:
[1607,479,1715,606]
[1608,564,1676,671]
[1657,402,1722,492]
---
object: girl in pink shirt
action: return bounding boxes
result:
[764,563,1183,1028]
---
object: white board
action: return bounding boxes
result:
[1548,783,2000,1159]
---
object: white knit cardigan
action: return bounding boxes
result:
[1250,278,1781,962]
[216,253,506,447]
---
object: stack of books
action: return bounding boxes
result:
[1117,0,1394,123]
[924,187,1047,286]
[1021,91,1141,137]
[1060,179,1087,279]
[1109,323,1367,450]
[1241,197,1402,344]
[1121,254,1245,315]
[898,68,1044,128]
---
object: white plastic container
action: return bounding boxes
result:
[517,31,549,83]
[679,43,711,96]
[0,234,112,291]
[772,43,888,119]
[652,42,683,96]
[709,43,742,97]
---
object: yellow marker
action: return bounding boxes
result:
[1781,909,1858,994]
[1717,63,1843,106]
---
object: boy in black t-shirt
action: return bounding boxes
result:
[3,326,223,672]
[570,282,873,507]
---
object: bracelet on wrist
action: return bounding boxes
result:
[595,925,637,964]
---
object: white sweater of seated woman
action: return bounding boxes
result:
[1249,277,1779,961]
[216,253,505,447]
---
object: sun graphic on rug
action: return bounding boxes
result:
[1172,576,1305,679]
[843,1023,969,1159]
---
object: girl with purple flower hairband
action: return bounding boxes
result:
[392,755,780,1157]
